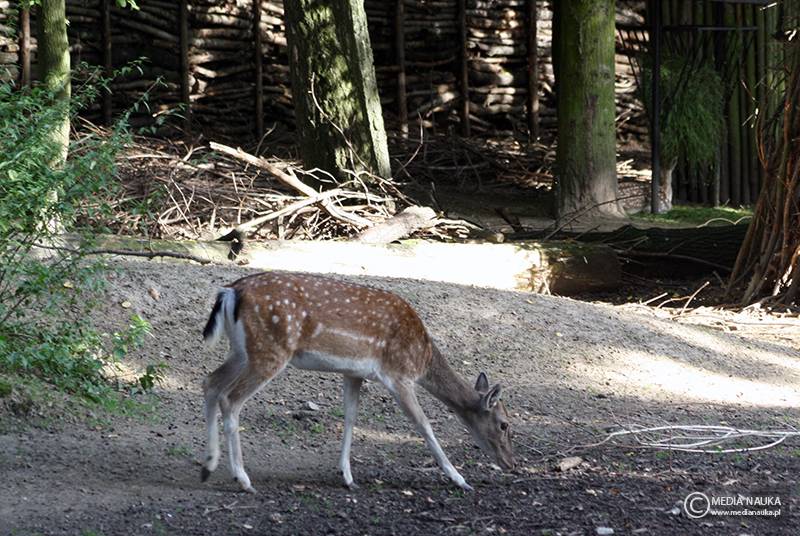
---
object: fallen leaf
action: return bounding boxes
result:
[121,301,132,309]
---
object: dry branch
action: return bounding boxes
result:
[208,142,372,229]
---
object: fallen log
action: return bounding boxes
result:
[357,206,437,244]
[61,235,620,295]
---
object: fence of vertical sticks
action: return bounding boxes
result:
[0,0,778,206]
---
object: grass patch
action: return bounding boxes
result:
[0,371,160,431]
[632,205,752,226]
[166,444,193,458]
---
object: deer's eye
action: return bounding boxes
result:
[500,422,509,432]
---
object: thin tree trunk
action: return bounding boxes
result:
[19,6,31,87]
[254,0,264,139]
[38,0,71,169]
[179,0,191,134]
[457,0,470,136]
[395,0,407,137]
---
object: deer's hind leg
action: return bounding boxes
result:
[202,353,245,481]
[219,349,291,493]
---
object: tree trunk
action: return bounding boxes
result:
[284,0,391,185]
[554,0,623,220]
[657,157,677,212]
[37,0,71,169]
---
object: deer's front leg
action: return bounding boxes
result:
[388,380,473,491]
[339,376,363,488]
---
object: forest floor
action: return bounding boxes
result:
[1,259,799,536]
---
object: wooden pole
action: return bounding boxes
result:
[253,0,264,139]
[457,0,470,136]
[19,6,30,87]
[736,5,750,205]
[526,0,539,142]
[745,4,759,203]
[179,0,191,134]
[101,0,113,125]
[755,2,767,197]
[395,0,407,136]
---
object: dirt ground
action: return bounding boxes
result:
[2,259,799,536]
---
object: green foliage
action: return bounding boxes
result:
[0,71,161,401]
[641,56,724,166]
[0,377,12,397]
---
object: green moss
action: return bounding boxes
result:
[632,205,752,226]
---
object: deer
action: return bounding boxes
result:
[200,271,515,493]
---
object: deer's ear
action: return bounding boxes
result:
[475,372,489,392]
[481,384,503,411]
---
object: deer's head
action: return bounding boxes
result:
[465,372,516,470]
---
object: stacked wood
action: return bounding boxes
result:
[0,0,21,84]
[369,0,460,129]
[465,0,529,135]
[7,0,650,149]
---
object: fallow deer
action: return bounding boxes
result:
[201,271,515,492]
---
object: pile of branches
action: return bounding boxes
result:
[387,128,550,192]
[88,126,398,242]
[85,121,549,243]
[728,34,800,307]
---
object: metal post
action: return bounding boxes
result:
[650,0,662,214]
[101,0,113,124]
[527,0,539,142]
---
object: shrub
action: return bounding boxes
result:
[640,56,724,166]
[0,70,161,401]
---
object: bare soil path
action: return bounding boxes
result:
[2,260,798,535]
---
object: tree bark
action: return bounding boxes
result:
[284,0,391,184]
[554,0,623,220]
[38,0,71,169]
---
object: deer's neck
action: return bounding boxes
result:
[419,345,480,418]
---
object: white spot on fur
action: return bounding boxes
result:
[272,315,279,324]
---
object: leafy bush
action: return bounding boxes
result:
[0,71,162,401]
[640,56,724,166]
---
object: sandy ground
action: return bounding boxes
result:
[1,259,798,535]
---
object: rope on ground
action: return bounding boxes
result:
[577,424,800,454]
